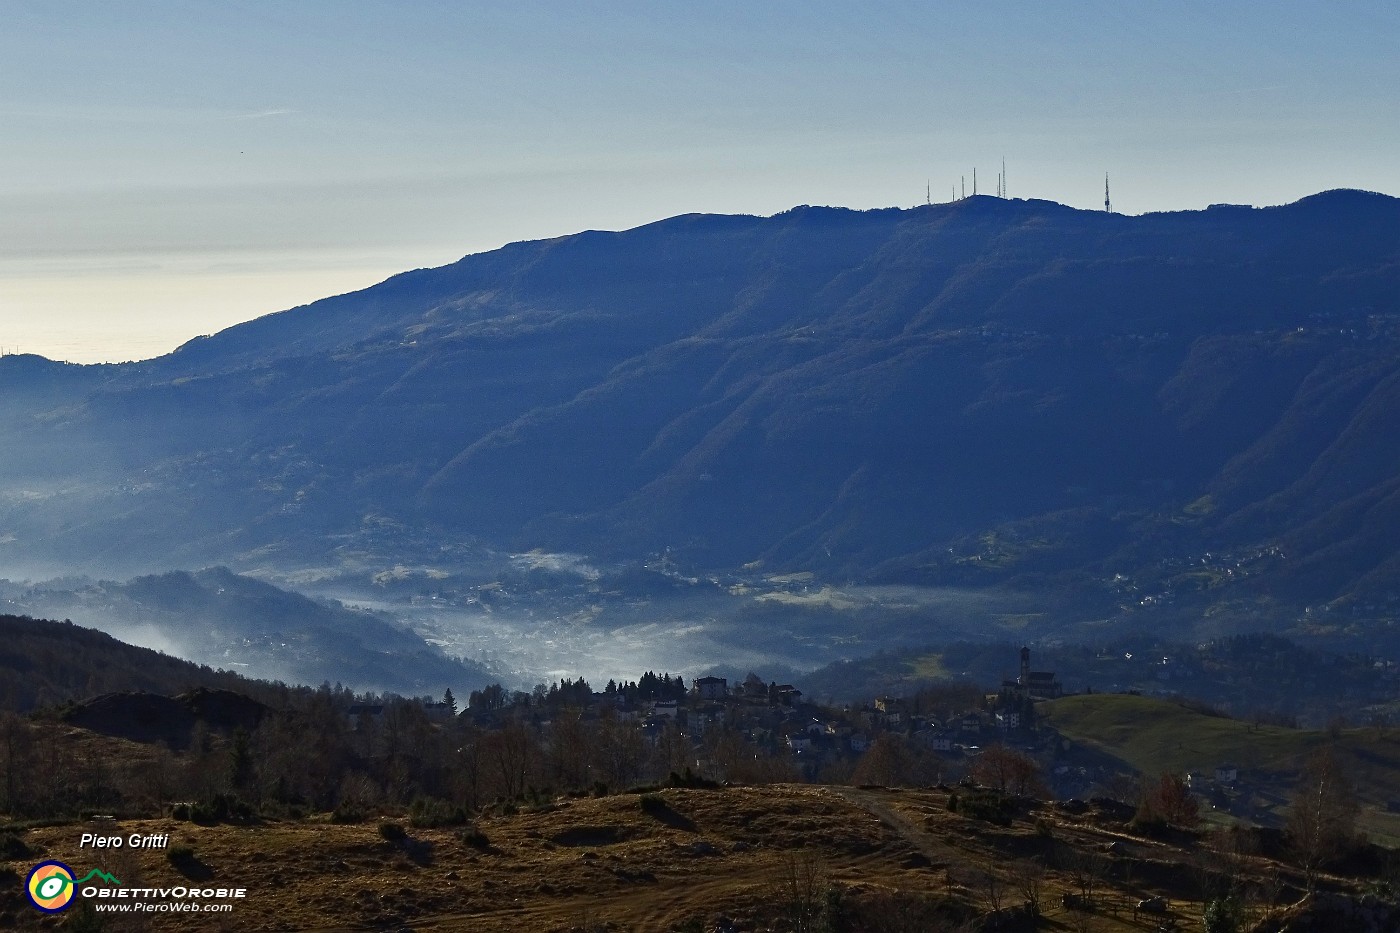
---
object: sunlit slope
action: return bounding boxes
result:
[1041,693,1400,805]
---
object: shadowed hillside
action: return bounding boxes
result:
[0,614,274,712]
[0,567,496,700]
[2,192,1400,640]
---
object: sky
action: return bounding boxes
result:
[2,1,1398,363]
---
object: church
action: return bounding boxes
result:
[1005,646,1062,699]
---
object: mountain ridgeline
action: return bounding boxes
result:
[3,190,1400,617]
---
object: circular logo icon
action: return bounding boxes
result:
[26,861,77,913]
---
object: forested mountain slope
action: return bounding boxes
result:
[2,190,1398,618]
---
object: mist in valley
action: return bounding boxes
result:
[0,542,1034,700]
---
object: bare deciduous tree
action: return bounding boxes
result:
[1011,857,1045,918]
[969,744,1046,798]
[1287,747,1358,891]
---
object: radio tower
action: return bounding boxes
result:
[1104,173,1112,213]
[1002,157,1007,198]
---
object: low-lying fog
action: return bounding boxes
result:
[0,551,1038,698]
[287,554,1034,689]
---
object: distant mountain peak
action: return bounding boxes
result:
[3,189,1400,627]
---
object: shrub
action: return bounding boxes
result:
[1204,896,1244,933]
[378,821,407,843]
[190,793,254,826]
[956,788,1016,826]
[331,805,366,824]
[408,797,469,829]
[167,845,197,866]
[1130,804,1169,838]
[667,768,720,790]
[0,833,30,859]
[459,824,491,850]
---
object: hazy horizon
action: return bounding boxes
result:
[3,1,1398,363]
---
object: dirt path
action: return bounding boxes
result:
[823,786,967,870]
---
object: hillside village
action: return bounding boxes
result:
[437,647,1255,811]
[0,615,1369,838]
[7,619,1400,930]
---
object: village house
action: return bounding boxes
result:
[925,730,955,753]
[421,699,455,721]
[693,676,728,701]
[995,709,1021,731]
[346,703,384,725]
[771,683,803,706]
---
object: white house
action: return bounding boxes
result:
[694,676,728,701]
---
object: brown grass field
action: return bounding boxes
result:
[3,781,1377,932]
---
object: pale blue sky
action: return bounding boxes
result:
[2,1,1397,362]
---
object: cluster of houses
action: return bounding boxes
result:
[515,650,1071,781]
[350,647,1249,804]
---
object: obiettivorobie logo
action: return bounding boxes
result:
[24,858,247,915]
[25,861,122,913]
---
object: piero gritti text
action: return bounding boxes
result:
[80,833,169,849]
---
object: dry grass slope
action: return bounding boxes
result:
[2,782,1388,932]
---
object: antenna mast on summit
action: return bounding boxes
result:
[1002,157,1007,198]
[1104,173,1112,213]
[926,180,931,206]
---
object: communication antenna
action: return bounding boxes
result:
[926,180,931,206]
[1104,173,1112,213]
[1002,157,1007,198]
[961,176,965,200]
[973,167,977,196]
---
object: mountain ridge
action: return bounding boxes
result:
[2,190,1399,644]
